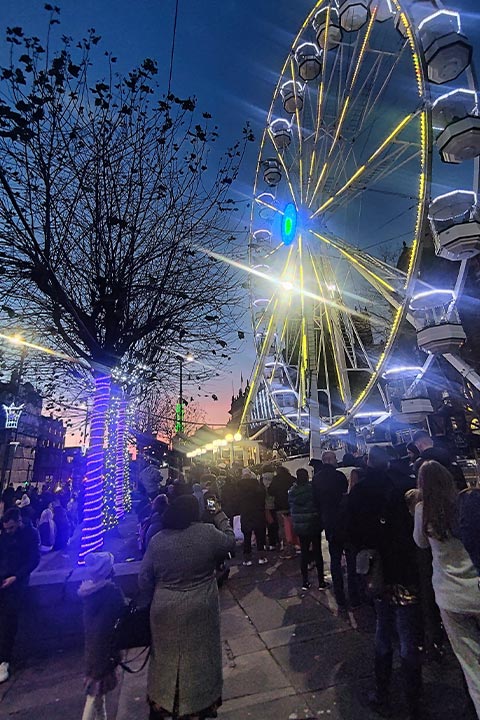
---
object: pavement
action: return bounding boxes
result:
[0,544,475,720]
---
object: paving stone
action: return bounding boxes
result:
[221,690,316,719]
[260,618,350,650]
[223,649,291,701]
[224,633,265,657]
[271,630,373,693]
[221,607,258,638]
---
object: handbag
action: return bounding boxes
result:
[113,601,151,651]
[356,548,385,598]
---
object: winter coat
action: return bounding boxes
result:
[288,482,322,537]
[415,446,466,491]
[138,515,235,716]
[220,480,239,518]
[79,580,126,681]
[347,468,418,589]
[145,511,165,549]
[268,469,295,512]
[238,477,266,531]
[312,465,348,539]
[53,505,70,550]
[38,508,56,551]
[458,487,480,575]
[0,522,40,587]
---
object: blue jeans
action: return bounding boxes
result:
[374,596,421,666]
[374,597,422,713]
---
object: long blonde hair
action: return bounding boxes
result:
[417,460,458,541]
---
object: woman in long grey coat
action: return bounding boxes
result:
[138,493,235,720]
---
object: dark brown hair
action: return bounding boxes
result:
[417,460,458,541]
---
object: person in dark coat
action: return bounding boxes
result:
[144,495,169,551]
[288,469,326,590]
[313,451,358,607]
[412,430,466,491]
[78,552,126,720]
[0,507,40,683]
[347,446,421,720]
[52,498,70,550]
[268,466,296,557]
[1,484,15,511]
[220,476,239,525]
[238,470,267,566]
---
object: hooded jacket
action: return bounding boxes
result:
[288,482,322,537]
[79,580,126,680]
[416,446,466,491]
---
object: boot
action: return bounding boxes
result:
[368,652,393,716]
[401,658,423,720]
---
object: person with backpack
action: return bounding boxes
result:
[414,460,480,716]
[288,468,327,591]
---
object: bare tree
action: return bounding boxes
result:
[0,9,252,553]
[135,388,207,444]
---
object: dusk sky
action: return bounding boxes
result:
[2,0,480,428]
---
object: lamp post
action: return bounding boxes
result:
[175,353,194,435]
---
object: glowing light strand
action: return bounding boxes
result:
[79,374,110,563]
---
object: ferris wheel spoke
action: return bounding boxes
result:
[308,228,405,291]
[332,145,421,218]
[307,7,377,208]
[310,111,419,220]
[266,129,301,210]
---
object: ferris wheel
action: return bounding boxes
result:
[243,0,480,452]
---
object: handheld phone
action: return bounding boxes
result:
[206,497,217,513]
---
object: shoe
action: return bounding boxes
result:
[317,581,330,591]
[242,560,253,567]
[258,557,268,565]
[367,690,392,717]
[0,662,9,684]
[301,581,311,591]
[267,545,276,551]
[308,561,315,571]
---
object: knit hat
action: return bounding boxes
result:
[84,552,115,583]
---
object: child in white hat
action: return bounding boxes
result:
[78,552,126,720]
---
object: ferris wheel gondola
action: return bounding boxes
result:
[243,0,480,452]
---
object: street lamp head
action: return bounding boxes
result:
[225,433,234,442]
[185,353,194,362]
[233,432,242,442]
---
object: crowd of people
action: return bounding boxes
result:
[128,429,480,720]
[0,480,81,552]
[1,429,479,720]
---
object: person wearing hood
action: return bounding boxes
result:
[38,508,56,553]
[138,494,235,720]
[288,469,327,591]
[412,430,466,491]
[78,552,126,720]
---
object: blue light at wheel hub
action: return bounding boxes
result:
[281,202,298,245]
